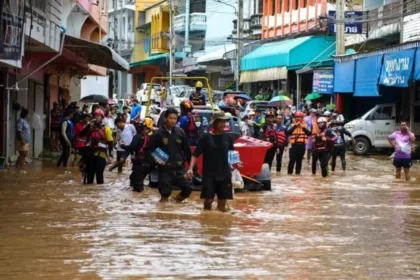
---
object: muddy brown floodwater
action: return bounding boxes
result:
[0,155,420,279]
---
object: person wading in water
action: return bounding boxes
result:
[186,111,242,212]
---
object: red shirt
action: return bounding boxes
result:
[73,123,87,149]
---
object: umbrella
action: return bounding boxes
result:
[304,92,323,101]
[80,94,109,103]
[233,93,252,100]
[269,95,292,107]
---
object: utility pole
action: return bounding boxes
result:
[113,0,118,51]
[335,0,345,108]
[184,0,191,54]
[169,0,174,85]
[336,0,345,56]
[236,0,243,91]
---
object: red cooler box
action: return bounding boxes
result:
[190,136,272,177]
[234,136,273,176]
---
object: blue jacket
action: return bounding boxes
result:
[130,104,142,120]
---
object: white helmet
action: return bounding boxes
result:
[324,111,331,116]
[317,117,327,123]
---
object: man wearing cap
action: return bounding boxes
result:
[187,110,240,212]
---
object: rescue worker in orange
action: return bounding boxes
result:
[262,111,277,170]
[287,111,311,175]
[178,100,199,146]
[80,109,113,184]
[121,117,154,192]
[312,117,337,177]
[189,81,206,106]
[275,114,288,173]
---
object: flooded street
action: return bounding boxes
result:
[1,156,420,279]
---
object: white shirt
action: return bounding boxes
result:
[104,116,115,129]
[116,124,136,151]
[125,113,131,124]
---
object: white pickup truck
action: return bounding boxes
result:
[345,103,420,155]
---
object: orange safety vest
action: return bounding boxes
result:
[289,124,308,145]
[312,120,319,143]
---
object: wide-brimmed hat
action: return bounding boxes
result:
[248,110,256,116]
[210,110,231,124]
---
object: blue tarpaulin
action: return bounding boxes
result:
[333,60,355,92]
[354,55,383,97]
[379,49,415,87]
[415,49,420,81]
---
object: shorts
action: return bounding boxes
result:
[117,150,130,161]
[393,158,412,169]
[16,141,29,152]
[201,176,233,200]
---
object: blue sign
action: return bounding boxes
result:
[328,11,363,34]
[379,49,415,87]
[313,71,334,94]
[414,49,420,81]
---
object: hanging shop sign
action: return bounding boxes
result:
[313,71,334,94]
[379,49,416,87]
[328,11,363,34]
[0,0,25,60]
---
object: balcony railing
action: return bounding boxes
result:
[250,13,262,29]
[174,13,207,33]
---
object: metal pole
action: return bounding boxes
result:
[296,74,300,110]
[236,0,243,91]
[169,0,174,85]
[184,0,190,54]
[335,0,345,108]
[5,87,10,167]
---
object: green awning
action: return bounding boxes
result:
[130,53,169,68]
[240,36,336,72]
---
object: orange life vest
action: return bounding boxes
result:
[289,123,308,145]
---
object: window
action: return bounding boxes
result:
[258,0,263,13]
[138,11,146,26]
[294,0,299,10]
[272,0,276,15]
[371,106,393,120]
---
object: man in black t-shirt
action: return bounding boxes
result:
[187,111,241,212]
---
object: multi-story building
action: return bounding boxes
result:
[0,0,129,165]
[130,0,170,91]
[106,0,135,98]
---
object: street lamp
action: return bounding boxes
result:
[213,0,240,91]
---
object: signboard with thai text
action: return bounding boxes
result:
[379,49,415,87]
[328,11,363,34]
[0,0,25,60]
[313,71,334,94]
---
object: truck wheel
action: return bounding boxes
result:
[353,137,370,155]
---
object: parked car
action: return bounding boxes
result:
[136,83,162,104]
[345,103,420,155]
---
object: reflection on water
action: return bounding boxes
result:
[1,156,420,278]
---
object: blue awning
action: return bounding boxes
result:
[354,55,383,97]
[333,60,355,93]
[379,49,416,87]
[415,48,420,81]
[240,36,335,72]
